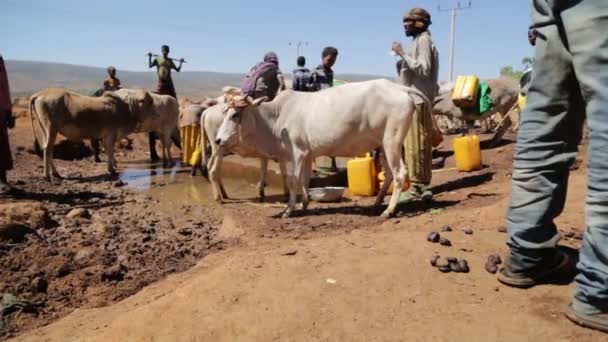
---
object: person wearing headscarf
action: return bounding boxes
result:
[241,51,285,101]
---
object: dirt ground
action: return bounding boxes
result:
[1,99,604,341]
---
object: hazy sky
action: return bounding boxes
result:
[1,0,534,80]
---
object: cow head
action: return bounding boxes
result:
[215,95,267,148]
[125,90,154,117]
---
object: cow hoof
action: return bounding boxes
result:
[380,210,394,218]
[94,157,102,163]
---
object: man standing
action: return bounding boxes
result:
[292,56,311,92]
[498,0,608,333]
[391,7,439,201]
[0,55,15,194]
[147,45,184,162]
[310,46,339,171]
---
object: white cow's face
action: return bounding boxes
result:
[215,106,243,148]
[215,96,268,148]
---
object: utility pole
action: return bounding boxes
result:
[438,1,472,82]
[288,41,310,58]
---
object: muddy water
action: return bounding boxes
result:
[118,157,285,210]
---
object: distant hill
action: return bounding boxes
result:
[6,60,390,100]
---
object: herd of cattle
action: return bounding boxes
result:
[26,77,520,217]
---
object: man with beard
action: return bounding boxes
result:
[391,7,439,202]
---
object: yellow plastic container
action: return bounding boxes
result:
[180,125,202,166]
[453,135,482,172]
[347,153,377,196]
[518,92,527,110]
[378,171,410,194]
[452,75,480,108]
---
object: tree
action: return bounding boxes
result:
[521,57,534,69]
[500,56,533,80]
[500,66,523,80]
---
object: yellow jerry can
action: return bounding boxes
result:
[518,92,527,110]
[452,75,480,108]
[453,135,482,172]
[378,171,410,194]
[347,153,377,196]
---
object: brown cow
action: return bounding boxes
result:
[29,88,153,180]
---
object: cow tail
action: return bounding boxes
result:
[29,94,44,158]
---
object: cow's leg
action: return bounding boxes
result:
[208,151,221,201]
[91,139,102,162]
[374,151,392,206]
[381,140,407,218]
[105,136,117,176]
[44,128,60,181]
[257,158,268,202]
[300,156,313,210]
[283,152,306,218]
[279,160,289,202]
[161,133,173,168]
[217,153,228,199]
[491,115,512,146]
[209,151,228,202]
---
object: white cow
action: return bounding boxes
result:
[114,89,180,166]
[215,79,430,218]
[201,89,288,202]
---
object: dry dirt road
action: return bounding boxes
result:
[2,100,604,341]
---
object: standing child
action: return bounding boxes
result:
[103,66,121,91]
[310,46,339,171]
[292,56,312,92]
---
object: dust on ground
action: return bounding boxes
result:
[2,98,603,341]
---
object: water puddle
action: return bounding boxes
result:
[118,157,286,209]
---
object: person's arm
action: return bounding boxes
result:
[393,37,433,77]
[277,71,286,91]
[148,53,157,68]
[309,71,319,91]
[173,59,184,72]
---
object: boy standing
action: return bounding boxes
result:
[310,47,339,171]
[292,56,311,92]
[103,66,121,91]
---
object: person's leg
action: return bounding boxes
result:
[403,102,432,201]
[500,0,584,285]
[559,0,608,328]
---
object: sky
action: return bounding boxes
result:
[1,0,534,81]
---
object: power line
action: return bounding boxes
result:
[438,1,472,82]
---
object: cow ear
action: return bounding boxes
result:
[251,97,268,107]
